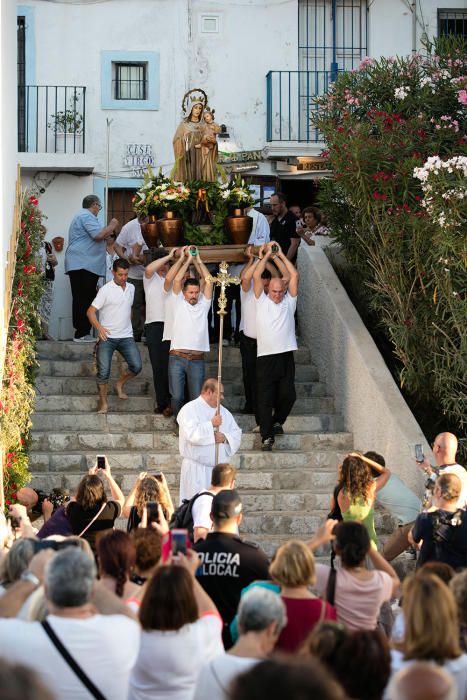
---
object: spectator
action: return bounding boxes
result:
[269,540,336,652]
[390,572,467,699]
[0,538,36,593]
[385,662,457,700]
[309,520,400,630]
[289,204,302,219]
[96,529,139,603]
[336,453,390,549]
[123,472,174,532]
[194,489,270,648]
[130,528,162,585]
[230,657,344,700]
[328,630,391,700]
[38,225,58,340]
[0,548,140,700]
[104,232,121,283]
[303,620,349,665]
[64,194,119,342]
[17,486,69,524]
[417,432,467,509]
[194,587,287,700]
[129,553,223,700]
[450,570,467,652]
[0,659,54,700]
[191,463,237,543]
[410,473,467,569]
[269,193,301,262]
[66,463,124,554]
[116,215,148,341]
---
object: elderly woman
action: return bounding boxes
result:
[194,587,287,700]
[66,460,124,553]
[270,539,336,653]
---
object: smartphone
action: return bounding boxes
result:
[415,444,425,463]
[270,243,279,254]
[8,516,21,530]
[171,528,191,556]
[152,472,163,482]
[146,501,160,525]
[96,455,106,470]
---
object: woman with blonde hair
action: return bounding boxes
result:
[390,571,467,698]
[123,471,174,533]
[269,539,336,653]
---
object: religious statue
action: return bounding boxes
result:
[172,89,219,182]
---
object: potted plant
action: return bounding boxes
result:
[48,95,83,153]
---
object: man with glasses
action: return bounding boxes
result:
[65,195,119,342]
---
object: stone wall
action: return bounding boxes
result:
[297,244,429,494]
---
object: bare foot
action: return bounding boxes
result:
[97,399,108,414]
[115,382,128,400]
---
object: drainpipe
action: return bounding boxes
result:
[411,0,417,54]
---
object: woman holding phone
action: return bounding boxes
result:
[123,471,174,533]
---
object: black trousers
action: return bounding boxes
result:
[256,351,296,441]
[145,321,170,410]
[130,277,146,341]
[239,332,259,422]
[68,269,99,339]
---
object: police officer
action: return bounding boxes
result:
[194,490,270,648]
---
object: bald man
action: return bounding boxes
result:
[386,662,457,700]
[418,432,467,509]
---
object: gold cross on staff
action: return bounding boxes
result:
[205,261,241,462]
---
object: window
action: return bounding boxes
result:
[200,14,220,33]
[114,63,147,100]
[101,51,159,110]
[438,10,467,38]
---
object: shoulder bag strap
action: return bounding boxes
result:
[78,502,106,538]
[41,620,107,700]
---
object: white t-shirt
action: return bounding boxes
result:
[170,292,211,352]
[240,284,257,339]
[129,613,224,700]
[162,289,176,341]
[0,614,140,700]
[255,292,297,357]
[193,655,258,700]
[144,271,165,324]
[91,280,134,338]
[192,491,216,531]
[116,218,147,280]
[387,650,467,700]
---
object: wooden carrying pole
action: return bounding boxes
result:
[206,261,240,462]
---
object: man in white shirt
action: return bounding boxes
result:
[144,247,177,417]
[169,248,213,417]
[0,548,140,700]
[192,462,237,542]
[253,243,299,451]
[417,432,467,509]
[177,379,242,502]
[87,258,142,414]
[116,216,148,341]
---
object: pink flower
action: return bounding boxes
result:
[458,90,467,105]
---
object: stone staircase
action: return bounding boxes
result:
[29,340,395,557]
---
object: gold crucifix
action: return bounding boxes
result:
[206,261,241,461]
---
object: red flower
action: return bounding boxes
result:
[11,493,17,499]
[5,500,11,506]
[23,265,36,274]
[372,192,388,201]
[337,127,345,133]
[29,196,38,206]
[17,319,25,333]
[403,319,413,328]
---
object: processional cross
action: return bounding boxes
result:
[206,261,241,461]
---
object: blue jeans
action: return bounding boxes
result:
[169,355,205,416]
[96,337,142,384]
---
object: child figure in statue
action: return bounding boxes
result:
[195,107,221,182]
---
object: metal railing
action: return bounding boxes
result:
[266,70,335,143]
[18,85,86,154]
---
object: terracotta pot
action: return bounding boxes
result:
[142,215,159,248]
[158,211,183,247]
[225,208,253,244]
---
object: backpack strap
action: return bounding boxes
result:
[41,620,107,700]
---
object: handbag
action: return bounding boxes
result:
[325,550,337,606]
[41,620,107,700]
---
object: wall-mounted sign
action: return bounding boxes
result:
[218,149,264,164]
[296,161,332,172]
[123,144,155,177]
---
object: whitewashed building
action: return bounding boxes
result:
[14,0,467,338]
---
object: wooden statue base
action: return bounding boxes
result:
[169,244,248,264]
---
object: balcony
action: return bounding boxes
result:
[266,70,334,144]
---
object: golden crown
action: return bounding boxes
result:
[182,88,208,114]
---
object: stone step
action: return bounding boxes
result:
[30,431,353,453]
[34,376,328,398]
[29,449,343,474]
[31,412,346,434]
[37,359,320,383]
[36,341,311,365]
[29,467,338,493]
[33,395,335,414]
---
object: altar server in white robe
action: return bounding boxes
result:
[178,378,242,502]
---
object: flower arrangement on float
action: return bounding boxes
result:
[1,193,46,507]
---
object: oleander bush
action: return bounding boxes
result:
[314,36,466,458]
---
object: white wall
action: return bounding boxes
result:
[298,245,429,494]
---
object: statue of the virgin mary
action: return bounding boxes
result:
[173,89,219,182]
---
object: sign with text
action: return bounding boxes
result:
[123,144,155,178]
[218,149,264,165]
